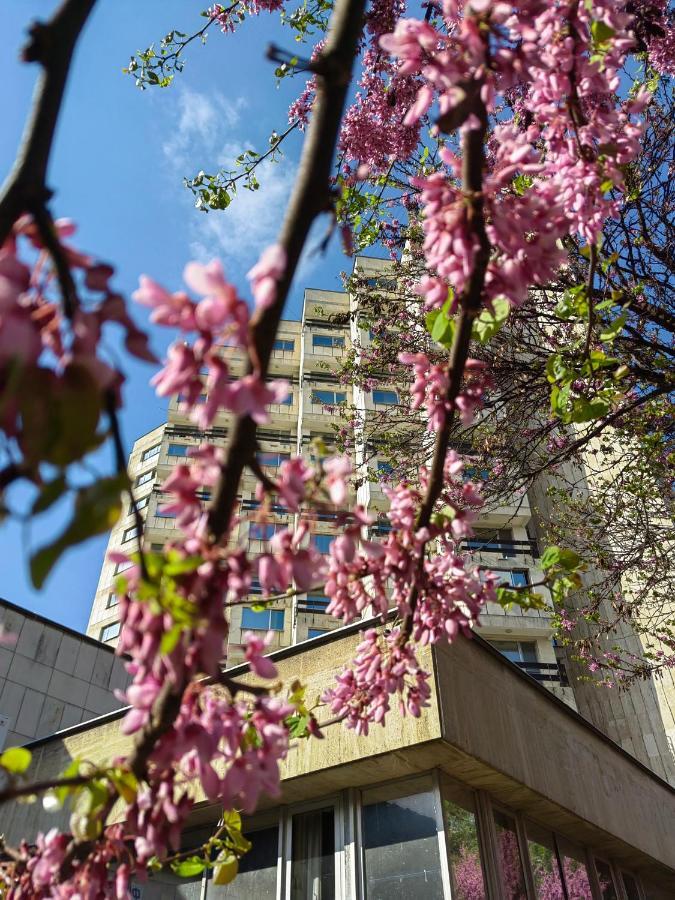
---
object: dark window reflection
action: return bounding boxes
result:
[493,810,527,900]
[362,790,444,899]
[207,825,278,899]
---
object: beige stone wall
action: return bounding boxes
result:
[4,626,675,890]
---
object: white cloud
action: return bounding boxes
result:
[162,88,247,171]
[161,87,321,282]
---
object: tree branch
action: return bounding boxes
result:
[207,0,366,540]
[0,0,97,245]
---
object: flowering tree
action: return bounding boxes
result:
[0,0,672,895]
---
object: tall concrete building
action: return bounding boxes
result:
[86,256,675,785]
[88,257,569,698]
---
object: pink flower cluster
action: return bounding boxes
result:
[323,628,432,735]
[379,1,648,310]
[134,252,288,429]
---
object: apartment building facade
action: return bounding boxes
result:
[87,257,570,703]
[84,255,675,789]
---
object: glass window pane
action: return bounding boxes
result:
[208,826,279,899]
[362,783,444,900]
[269,610,285,631]
[134,870,203,899]
[168,443,189,456]
[519,642,538,663]
[594,860,618,900]
[557,838,593,899]
[510,570,529,588]
[622,873,641,900]
[493,809,527,899]
[315,535,333,554]
[442,779,486,900]
[290,807,335,900]
[526,822,564,899]
[372,390,398,405]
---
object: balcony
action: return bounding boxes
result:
[461,537,539,558]
[515,659,569,687]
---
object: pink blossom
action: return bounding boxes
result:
[243,630,279,679]
[247,244,287,311]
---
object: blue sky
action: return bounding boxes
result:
[1,1,358,631]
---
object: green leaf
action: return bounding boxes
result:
[32,475,68,515]
[213,853,239,885]
[541,546,582,572]
[598,311,626,342]
[172,857,207,878]
[472,298,510,345]
[30,474,127,588]
[569,397,610,423]
[591,20,615,45]
[19,364,102,467]
[0,746,32,774]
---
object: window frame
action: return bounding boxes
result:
[135,469,155,488]
[241,607,285,632]
[273,338,295,352]
[99,621,121,643]
[312,333,345,350]
[310,388,347,406]
[140,443,161,462]
[372,389,398,406]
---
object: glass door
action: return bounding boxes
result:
[286,804,338,900]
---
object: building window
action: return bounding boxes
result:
[129,494,149,515]
[372,389,398,406]
[377,460,393,476]
[114,559,133,575]
[621,871,642,900]
[594,859,619,899]
[241,608,285,631]
[311,389,347,405]
[361,777,445,899]
[493,808,528,898]
[490,640,538,665]
[215,824,280,897]
[250,522,278,541]
[308,628,328,639]
[100,622,121,643]
[279,391,293,406]
[526,822,565,898]
[290,807,336,898]
[557,838,594,897]
[156,506,177,519]
[141,443,161,462]
[366,276,396,290]
[122,526,140,543]
[106,593,119,609]
[481,568,530,589]
[135,469,155,488]
[313,334,345,349]
[168,443,190,457]
[274,338,295,352]
[257,451,291,468]
[314,534,333,555]
[304,594,330,613]
[249,579,263,595]
[442,776,487,899]
[464,528,516,558]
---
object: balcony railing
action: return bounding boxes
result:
[461,538,539,558]
[516,660,569,687]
